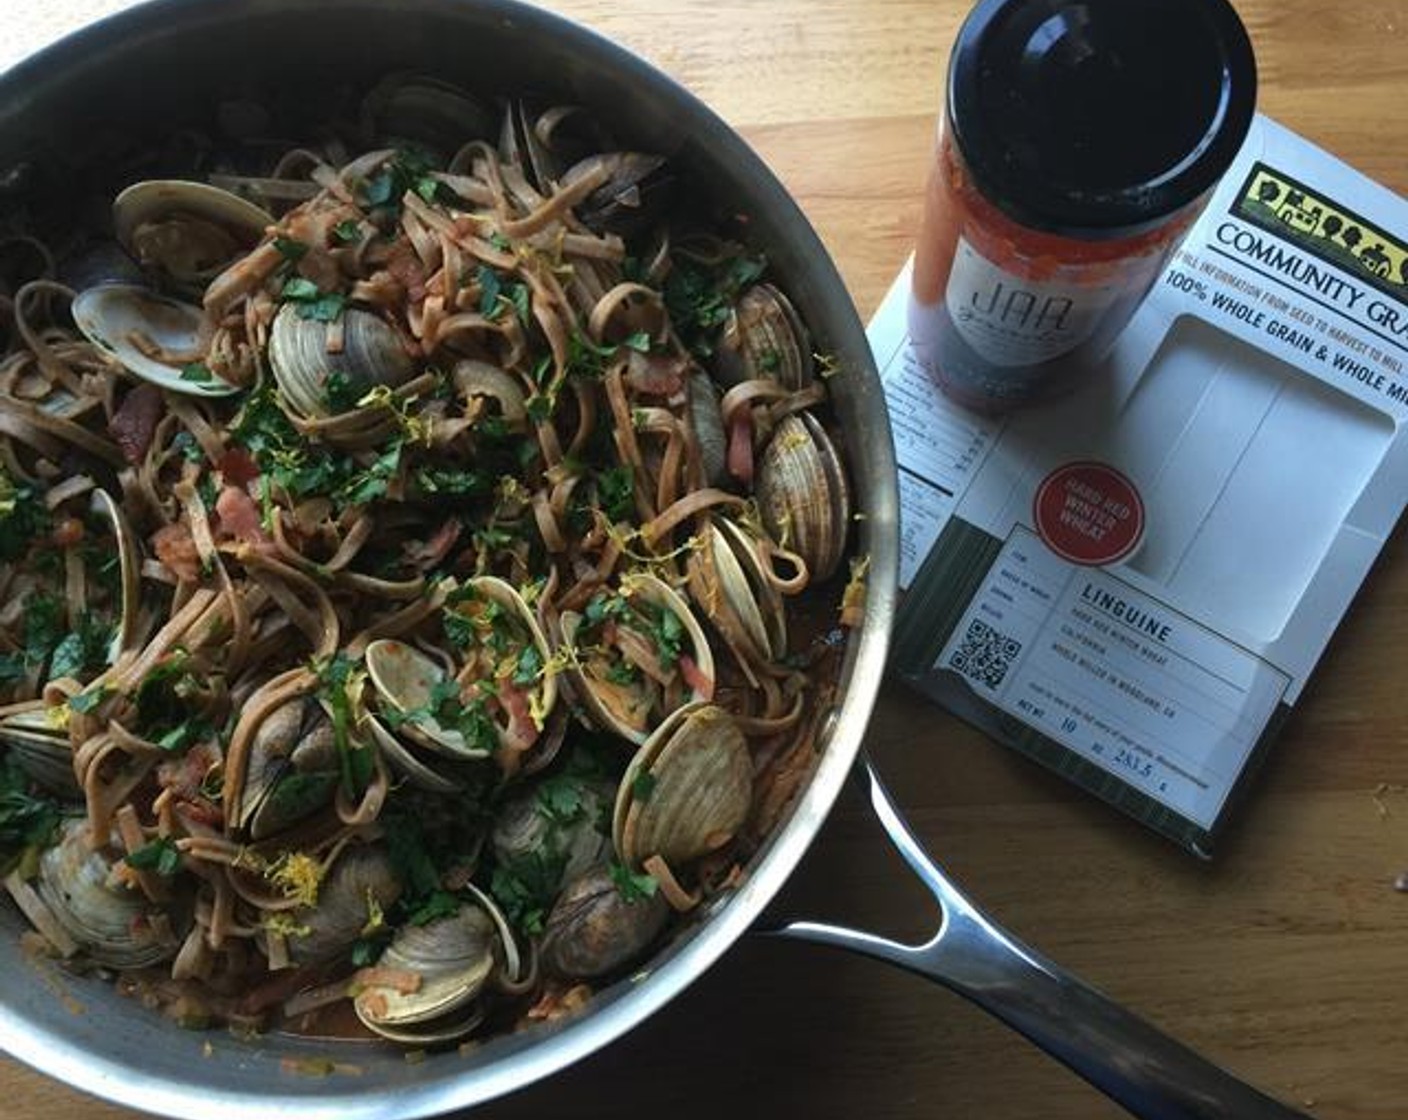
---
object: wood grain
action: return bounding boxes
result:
[4,0,1408,1118]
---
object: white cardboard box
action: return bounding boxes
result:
[875,115,1408,855]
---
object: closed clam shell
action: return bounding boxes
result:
[232,697,339,840]
[715,283,813,390]
[35,820,178,970]
[490,778,612,889]
[0,708,77,797]
[268,302,416,419]
[287,845,401,966]
[362,73,495,155]
[540,864,670,980]
[756,411,851,583]
[613,703,752,871]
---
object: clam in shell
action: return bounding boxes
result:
[540,864,670,980]
[715,283,813,390]
[229,697,340,841]
[612,702,752,873]
[756,411,851,584]
[364,639,489,760]
[267,302,417,421]
[285,846,401,967]
[559,573,714,746]
[686,516,786,679]
[70,283,241,396]
[353,890,516,1045]
[33,820,180,969]
[113,179,273,292]
[0,707,78,798]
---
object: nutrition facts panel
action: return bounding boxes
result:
[872,259,1003,588]
[937,527,1291,828]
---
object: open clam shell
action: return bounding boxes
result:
[756,410,851,584]
[560,573,714,746]
[444,576,558,746]
[363,708,467,794]
[364,639,487,759]
[687,516,786,677]
[90,487,143,661]
[268,302,418,421]
[612,702,752,872]
[71,283,241,396]
[34,820,180,969]
[113,179,273,292]
[353,903,498,1043]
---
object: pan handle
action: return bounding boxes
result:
[763,756,1309,1120]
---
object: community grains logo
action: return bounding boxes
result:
[1233,163,1408,306]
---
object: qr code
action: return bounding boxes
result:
[948,619,1022,690]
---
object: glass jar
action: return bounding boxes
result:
[909,0,1257,412]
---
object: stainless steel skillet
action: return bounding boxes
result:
[0,2,1308,1117]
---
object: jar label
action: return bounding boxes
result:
[944,237,1123,367]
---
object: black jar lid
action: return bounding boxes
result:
[947,0,1257,239]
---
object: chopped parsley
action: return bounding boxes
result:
[622,330,652,353]
[125,836,182,877]
[631,771,657,802]
[280,276,346,323]
[608,860,659,904]
[333,219,363,244]
[489,848,566,937]
[0,470,49,563]
[180,361,214,383]
[314,653,373,799]
[0,754,63,877]
[597,466,635,523]
[48,610,114,681]
[68,686,113,714]
[664,250,767,359]
[273,236,308,261]
[476,266,502,318]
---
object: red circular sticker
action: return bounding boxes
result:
[1032,461,1144,566]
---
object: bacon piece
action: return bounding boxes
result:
[624,351,687,397]
[152,522,202,581]
[385,239,428,303]
[217,447,261,489]
[498,682,539,750]
[678,654,714,700]
[215,485,269,545]
[109,383,164,464]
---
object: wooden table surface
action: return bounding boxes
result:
[4,0,1407,1117]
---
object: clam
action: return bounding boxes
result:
[112,179,273,293]
[364,639,485,759]
[285,846,401,967]
[686,515,786,675]
[229,697,340,841]
[559,573,714,745]
[363,709,469,794]
[70,283,241,396]
[540,864,670,980]
[90,486,143,661]
[33,819,180,968]
[362,73,495,156]
[268,302,417,419]
[490,778,613,892]
[442,576,557,744]
[688,372,728,487]
[715,283,813,389]
[0,707,78,798]
[756,411,851,583]
[612,702,752,873]
[561,152,670,237]
[353,893,512,1045]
